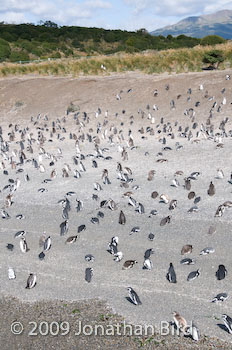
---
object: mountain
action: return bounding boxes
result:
[151,9,232,38]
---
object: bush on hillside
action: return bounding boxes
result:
[201,35,226,46]
[202,49,224,68]
[0,38,11,61]
[9,50,30,62]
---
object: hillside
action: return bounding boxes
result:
[0,21,204,62]
[151,9,232,39]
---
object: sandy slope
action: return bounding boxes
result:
[0,70,232,349]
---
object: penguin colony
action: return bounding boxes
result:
[2,72,232,342]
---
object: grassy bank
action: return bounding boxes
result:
[0,42,232,77]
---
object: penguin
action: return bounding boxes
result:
[66,235,78,244]
[180,258,195,265]
[94,182,102,191]
[172,312,188,332]
[130,227,140,235]
[215,205,225,217]
[144,248,154,259]
[97,211,104,218]
[91,217,99,224]
[200,247,215,255]
[14,230,26,239]
[151,191,159,199]
[60,220,68,236]
[85,268,93,283]
[160,194,170,204]
[76,200,83,212]
[1,209,10,219]
[222,314,232,334]
[26,273,37,289]
[181,244,193,255]
[85,254,95,262]
[147,170,155,181]
[135,203,145,214]
[211,293,228,303]
[20,237,29,253]
[169,199,177,210]
[127,287,142,305]
[8,267,16,280]
[148,233,155,241]
[38,252,45,260]
[114,251,123,262]
[16,214,25,220]
[208,181,215,196]
[189,323,200,341]
[143,258,153,270]
[6,243,14,251]
[171,179,180,187]
[122,260,137,270]
[216,265,227,280]
[43,236,51,251]
[108,236,118,255]
[119,210,126,225]
[184,178,191,191]
[160,215,171,226]
[78,224,86,233]
[166,263,177,283]
[187,269,200,281]
[216,169,224,179]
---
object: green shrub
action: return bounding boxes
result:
[202,49,224,68]
[17,40,34,51]
[0,32,17,42]
[0,38,11,61]
[31,47,44,57]
[50,51,61,58]
[9,50,30,62]
[201,35,226,46]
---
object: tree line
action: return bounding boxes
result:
[0,21,227,62]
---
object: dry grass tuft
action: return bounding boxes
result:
[0,42,232,77]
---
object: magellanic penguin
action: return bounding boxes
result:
[43,236,51,251]
[20,237,30,253]
[127,287,142,305]
[216,265,227,280]
[215,205,225,217]
[26,273,37,289]
[166,263,177,283]
[187,269,200,281]
[208,181,215,196]
[60,220,68,236]
[181,244,193,255]
[172,312,188,333]
[211,293,228,303]
[66,235,78,244]
[119,210,126,225]
[8,267,16,279]
[184,178,191,191]
[147,170,155,181]
[189,322,200,341]
[160,215,171,226]
[143,258,153,270]
[222,314,232,334]
[85,268,93,283]
[200,247,215,255]
[122,260,138,270]
[216,169,224,179]
[169,199,177,210]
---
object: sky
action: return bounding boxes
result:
[1,0,232,32]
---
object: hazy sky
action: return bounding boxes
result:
[1,0,232,31]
